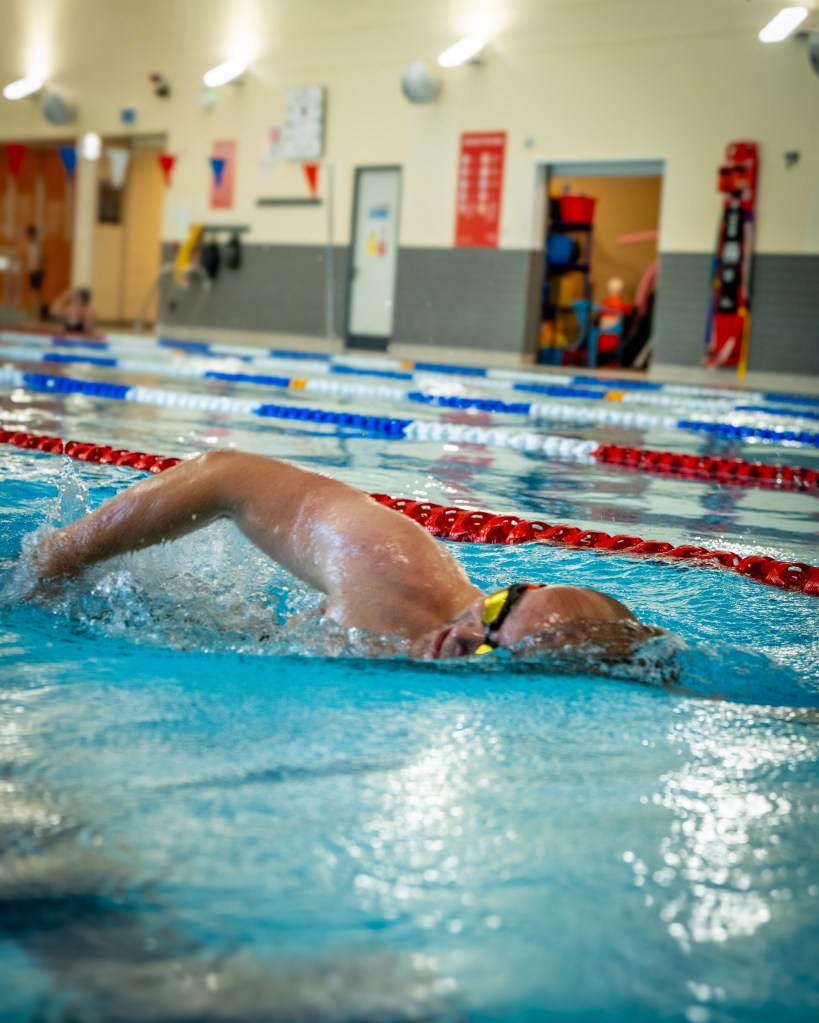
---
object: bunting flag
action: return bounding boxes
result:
[106,146,131,188]
[302,162,319,198]
[6,143,26,177]
[209,156,226,188]
[158,153,176,186]
[59,146,78,179]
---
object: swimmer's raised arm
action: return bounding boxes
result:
[33,451,349,587]
[31,451,475,630]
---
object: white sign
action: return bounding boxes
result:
[283,85,325,160]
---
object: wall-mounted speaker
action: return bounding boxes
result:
[41,91,77,125]
[400,62,442,104]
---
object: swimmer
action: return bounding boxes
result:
[31,451,654,660]
[48,286,99,336]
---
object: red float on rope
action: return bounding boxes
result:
[593,443,819,492]
[3,426,819,597]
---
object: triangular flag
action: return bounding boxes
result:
[209,156,226,188]
[6,143,26,177]
[302,162,319,198]
[106,146,131,189]
[59,146,77,179]
[158,153,176,186]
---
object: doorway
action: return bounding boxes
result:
[90,136,165,327]
[346,166,402,350]
[0,142,74,325]
[536,160,664,369]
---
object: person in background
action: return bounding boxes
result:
[24,224,46,320]
[49,286,99,336]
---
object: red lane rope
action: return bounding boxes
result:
[3,426,818,597]
[594,443,819,492]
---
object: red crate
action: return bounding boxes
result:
[559,194,596,224]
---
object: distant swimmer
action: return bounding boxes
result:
[48,286,99,336]
[31,451,655,660]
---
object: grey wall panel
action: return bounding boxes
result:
[748,256,819,375]
[653,252,819,373]
[159,244,349,338]
[652,253,712,367]
[158,243,816,371]
[393,247,540,355]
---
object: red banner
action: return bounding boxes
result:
[210,140,236,209]
[454,132,506,248]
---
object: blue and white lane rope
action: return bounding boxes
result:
[9,347,819,434]
[3,366,819,450]
[0,368,598,460]
[0,329,786,403]
[0,344,768,415]
[6,329,819,415]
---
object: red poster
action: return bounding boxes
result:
[454,132,506,248]
[210,139,236,209]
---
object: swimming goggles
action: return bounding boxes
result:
[475,583,540,655]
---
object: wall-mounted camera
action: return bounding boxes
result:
[149,73,171,99]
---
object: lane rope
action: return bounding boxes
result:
[3,368,818,489]
[7,327,819,409]
[2,425,817,596]
[4,366,819,451]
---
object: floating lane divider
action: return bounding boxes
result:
[2,370,818,492]
[1,424,817,596]
[6,341,814,419]
[4,366,819,452]
[9,327,818,408]
[3,344,809,426]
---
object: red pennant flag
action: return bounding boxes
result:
[6,143,26,177]
[158,153,176,186]
[302,162,319,198]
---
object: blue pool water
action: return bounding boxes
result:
[1,356,819,1022]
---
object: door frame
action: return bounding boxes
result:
[345,163,402,351]
[531,157,666,367]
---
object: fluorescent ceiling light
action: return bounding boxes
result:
[81,132,102,161]
[3,74,43,100]
[203,58,247,88]
[759,6,808,43]
[438,36,485,68]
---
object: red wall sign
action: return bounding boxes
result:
[454,132,506,248]
[210,139,236,209]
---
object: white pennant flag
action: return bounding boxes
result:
[106,146,131,189]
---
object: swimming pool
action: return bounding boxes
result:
[1,335,818,1022]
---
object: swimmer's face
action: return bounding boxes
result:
[413,585,639,660]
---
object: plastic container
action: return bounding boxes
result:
[546,233,576,266]
[559,194,596,224]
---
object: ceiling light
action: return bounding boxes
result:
[759,6,808,43]
[3,74,44,100]
[438,37,485,68]
[203,59,247,88]
[81,132,102,161]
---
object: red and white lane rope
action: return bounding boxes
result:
[2,426,818,596]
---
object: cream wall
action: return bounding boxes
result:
[0,0,817,255]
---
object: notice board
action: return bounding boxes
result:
[454,132,506,248]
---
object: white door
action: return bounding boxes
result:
[347,166,402,348]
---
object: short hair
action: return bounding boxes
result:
[76,288,92,305]
[25,224,38,238]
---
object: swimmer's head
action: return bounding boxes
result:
[413,583,650,660]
